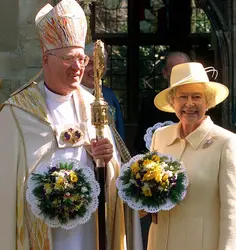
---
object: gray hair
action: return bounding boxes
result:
[85,42,95,57]
[167,83,217,109]
[85,42,108,59]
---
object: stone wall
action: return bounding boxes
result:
[0,0,50,103]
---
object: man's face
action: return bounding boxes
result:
[82,55,95,89]
[43,47,87,95]
[173,83,208,126]
[163,56,189,83]
[82,49,108,89]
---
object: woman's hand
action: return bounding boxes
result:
[91,138,113,166]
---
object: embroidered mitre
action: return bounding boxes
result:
[35,0,87,52]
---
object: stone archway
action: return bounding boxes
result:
[197,0,235,131]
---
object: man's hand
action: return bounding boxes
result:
[91,138,113,166]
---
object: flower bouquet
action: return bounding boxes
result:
[144,121,174,150]
[116,152,188,213]
[26,157,100,229]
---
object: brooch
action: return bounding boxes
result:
[60,128,83,145]
[202,136,218,149]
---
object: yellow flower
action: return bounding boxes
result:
[70,195,80,202]
[57,176,64,185]
[142,186,152,196]
[142,165,162,182]
[165,179,170,186]
[55,182,63,189]
[151,154,160,162]
[143,159,153,167]
[136,173,141,179]
[130,162,140,174]
[44,183,51,190]
[44,183,52,194]
[70,172,78,183]
[161,179,170,188]
[154,172,162,183]
[142,170,153,181]
[161,181,166,187]
[162,174,169,182]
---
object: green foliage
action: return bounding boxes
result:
[191,1,211,33]
[59,162,73,170]
[31,166,93,225]
[168,173,186,203]
[118,152,188,210]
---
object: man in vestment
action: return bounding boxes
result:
[81,42,125,140]
[0,0,141,249]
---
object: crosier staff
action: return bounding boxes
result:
[91,40,108,250]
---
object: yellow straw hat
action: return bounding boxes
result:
[154,62,229,113]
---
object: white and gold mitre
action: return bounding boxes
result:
[35,0,87,52]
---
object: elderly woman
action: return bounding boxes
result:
[147,62,236,250]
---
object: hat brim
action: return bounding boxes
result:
[154,81,229,113]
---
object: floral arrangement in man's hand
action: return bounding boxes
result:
[26,158,100,230]
[144,121,174,150]
[116,152,188,213]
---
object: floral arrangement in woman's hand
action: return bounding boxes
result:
[144,121,174,150]
[26,158,100,229]
[116,152,188,213]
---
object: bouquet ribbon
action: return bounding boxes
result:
[139,210,158,224]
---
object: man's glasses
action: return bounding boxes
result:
[47,53,90,67]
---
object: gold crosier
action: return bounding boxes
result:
[91,40,108,148]
[91,40,108,250]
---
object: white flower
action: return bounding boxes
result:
[145,161,160,170]
[81,186,88,193]
[52,171,59,176]
[165,170,173,177]
[64,182,73,189]
[160,162,168,168]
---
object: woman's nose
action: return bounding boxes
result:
[186,96,194,106]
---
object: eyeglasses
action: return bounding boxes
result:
[47,53,90,67]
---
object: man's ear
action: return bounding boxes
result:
[42,53,49,66]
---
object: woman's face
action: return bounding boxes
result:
[172,83,208,126]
